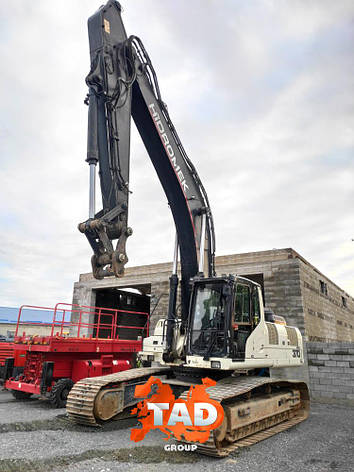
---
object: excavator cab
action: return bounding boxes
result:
[187,276,261,362]
[141,271,304,372]
[184,274,304,371]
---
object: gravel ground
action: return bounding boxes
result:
[0,390,353,472]
[0,391,63,423]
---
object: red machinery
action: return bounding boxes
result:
[5,302,149,407]
[0,343,26,383]
[0,343,14,377]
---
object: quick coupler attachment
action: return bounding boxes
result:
[78,218,132,279]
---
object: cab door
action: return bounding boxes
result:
[233,283,261,359]
[233,283,251,359]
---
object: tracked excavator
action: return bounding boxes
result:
[67,1,309,456]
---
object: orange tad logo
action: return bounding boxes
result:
[130,376,224,443]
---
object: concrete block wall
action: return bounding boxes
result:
[299,258,354,342]
[262,258,304,333]
[150,279,171,331]
[307,341,354,406]
[214,249,306,333]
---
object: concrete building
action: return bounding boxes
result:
[71,248,354,406]
[72,248,354,343]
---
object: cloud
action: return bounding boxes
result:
[0,0,353,307]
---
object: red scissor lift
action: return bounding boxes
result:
[5,302,149,407]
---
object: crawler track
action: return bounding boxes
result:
[180,376,309,457]
[66,367,170,426]
[67,369,309,458]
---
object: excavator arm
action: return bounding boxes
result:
[78,0,216,324]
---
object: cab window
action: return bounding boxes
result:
[252,288,261,326]
[235,284,250,323]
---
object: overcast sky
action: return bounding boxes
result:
[0,0,353,308]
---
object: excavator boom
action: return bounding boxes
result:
[79,1,215,326]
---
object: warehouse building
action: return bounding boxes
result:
[0,306,54,339]
[72,248,353,343]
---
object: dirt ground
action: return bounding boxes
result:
[0,389,353,472]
